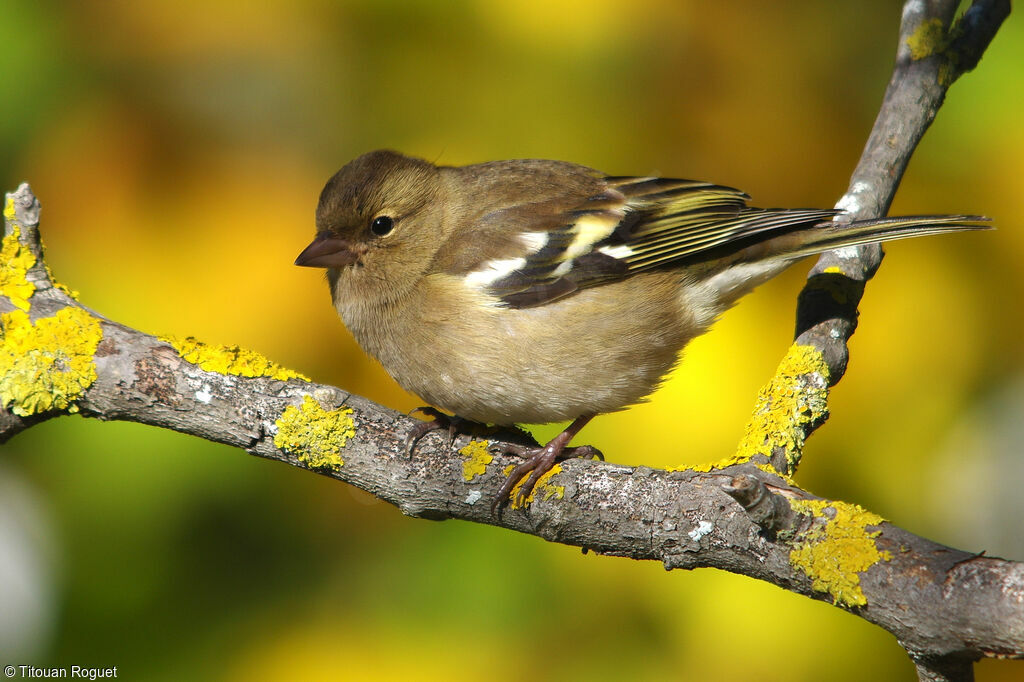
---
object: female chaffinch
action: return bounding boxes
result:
[296,150,987,510]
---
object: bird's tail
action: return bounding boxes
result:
[763,214,992,261]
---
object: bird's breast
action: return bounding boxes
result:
[339,272,710,425]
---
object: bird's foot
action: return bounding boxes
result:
[491,443,602,513]
[404,407,512,455]
[404,407,466,454]
[491,415,600,513]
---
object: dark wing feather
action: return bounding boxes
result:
[475,174,840,308]
[442,162,988,309]
[437,161,987,310]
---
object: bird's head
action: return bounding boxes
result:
[297,149,444,307]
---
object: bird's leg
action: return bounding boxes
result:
[491,414,602,513]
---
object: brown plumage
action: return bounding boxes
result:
[296,149,989,509]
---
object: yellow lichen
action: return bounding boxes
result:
[273,395,354,470]
[905,16,964,85]
[54,281,80,300]
[906,17,946,60]
[164,336,309,382]
[1,225,37,311]
[459,440,492,481]
[502,463,565,509]
[734,344,830,471]
[787,498,892,607]
[681,455,743,474]
[0,307,102,415]
[2,196,80,303]
[937,59,956,87]
[682,344,829,475]
[46,262,80,301]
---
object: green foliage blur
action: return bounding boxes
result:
[1,1,1022,680]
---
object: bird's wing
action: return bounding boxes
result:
[454,173,838,309]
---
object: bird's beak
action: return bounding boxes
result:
[294,232,359,268]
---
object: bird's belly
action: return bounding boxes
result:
[401,331,678,425]
[347,273,702,425]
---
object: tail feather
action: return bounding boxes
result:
[762,214,992,261]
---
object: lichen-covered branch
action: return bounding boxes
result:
[0,2,1016,680]
[799,0,1009,374]
[2,181,1022,672]
[740,0,1010,488]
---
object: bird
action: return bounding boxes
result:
[295,149,988,511]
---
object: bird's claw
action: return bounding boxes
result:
[404,408,493,455]
[405,410,601,516]
[404,407,459,455]
[490,443,602,515]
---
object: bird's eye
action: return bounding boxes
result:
[370,216,394,236]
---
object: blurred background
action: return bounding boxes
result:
[1,1,1021,680]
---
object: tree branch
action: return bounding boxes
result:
[0,1,1016,680]
[762,0,1010,482]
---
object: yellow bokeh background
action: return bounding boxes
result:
[2,2,1022,680]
